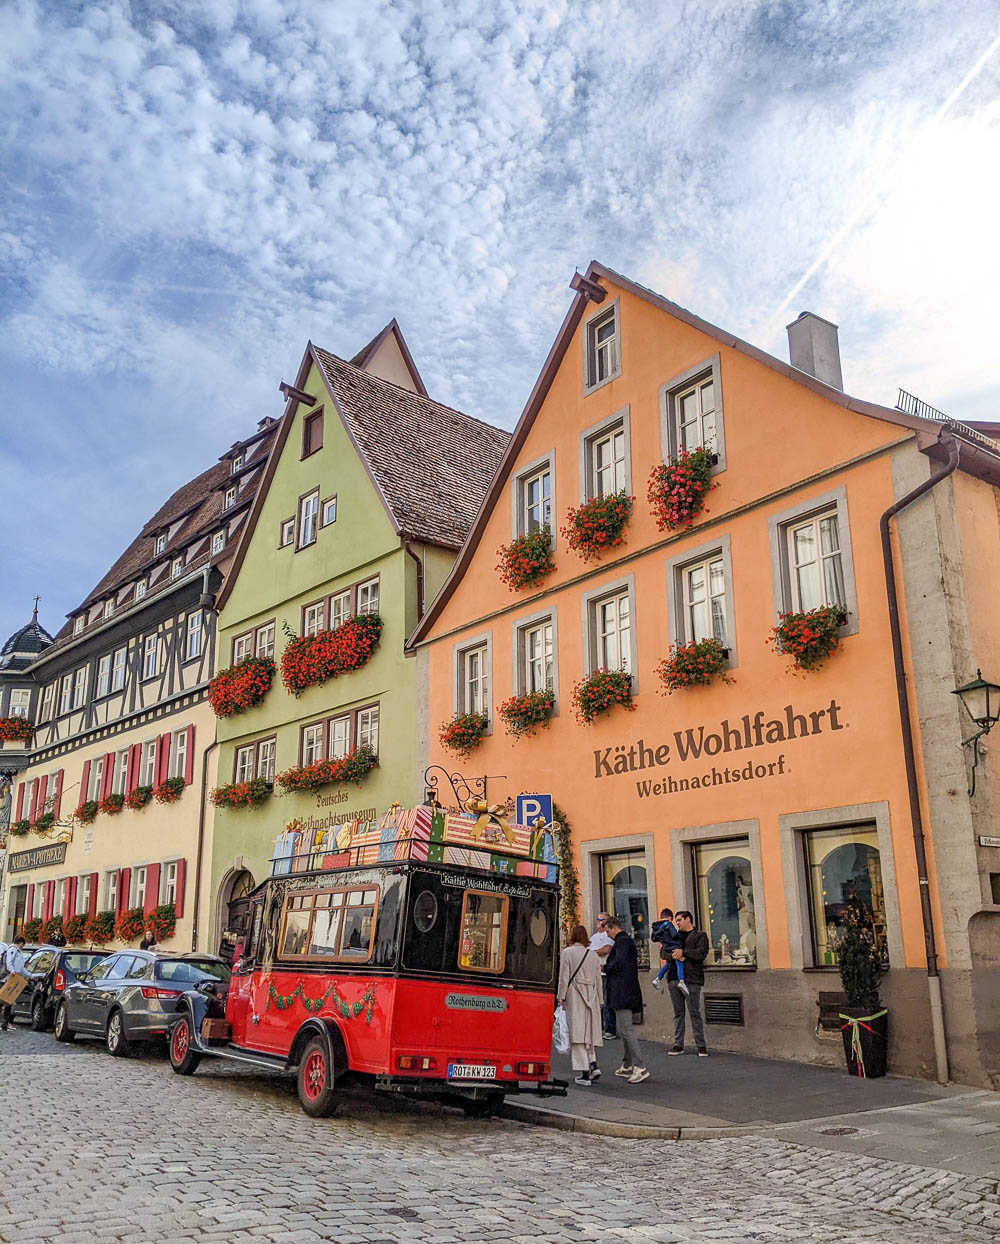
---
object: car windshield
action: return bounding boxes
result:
[155,960,230,984]
[64,953,106,974]
[26,951,55,974]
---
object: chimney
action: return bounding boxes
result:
[786,312,843,391]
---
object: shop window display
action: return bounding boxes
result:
[693,840,756,966]
[804,824,888,967]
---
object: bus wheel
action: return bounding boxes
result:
[169,1016,201,1076]
[461,1092,504,1119]
[297,1037,338,1118]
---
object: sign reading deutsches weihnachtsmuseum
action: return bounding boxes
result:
[591,698,847,799]
[8,841,68,873]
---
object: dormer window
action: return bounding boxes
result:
[231,454,243,475]
[73,617,84,636]
[155,534,166,555]
[135,579,147,602]
[171,557,183,580]
[211,530,225,555]
[224,485,237,509]
[103,600,114,620]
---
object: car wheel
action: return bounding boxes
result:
[296,1037,338,1118]
[105,1009,132,1058]
[169,1016,201,1076]
[30,994,48,1032]
[54,1002,75,1043]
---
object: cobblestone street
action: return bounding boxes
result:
[2,1028,999,1242]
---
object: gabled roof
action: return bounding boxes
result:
[349,318,428,397]
[216,338,509,611]
[407,260,962,647]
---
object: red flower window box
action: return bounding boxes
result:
[275,746,378,794]
[561,491,633,562]
[0,717,33,744]
[496,529,556,592]
[647,447,717,531]
[280,614,383,697]
[208,656,276,718]
[210,778,273,810]
[770,605,846,672]
[656,638,732,693]
[572,669,635,724]
[497,690,555,739]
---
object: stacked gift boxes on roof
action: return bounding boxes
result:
[271,805,558,881]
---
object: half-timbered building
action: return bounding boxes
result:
[1,416,280,950]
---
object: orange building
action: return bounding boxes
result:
[410,262,1000,1087]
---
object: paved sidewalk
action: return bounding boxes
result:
[504,1041,1000,1176]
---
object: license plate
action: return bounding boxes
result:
[448,1062,497,1080]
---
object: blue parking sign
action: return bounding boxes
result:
[516,793,553,827]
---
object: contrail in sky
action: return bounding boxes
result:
[766,28,1000,333]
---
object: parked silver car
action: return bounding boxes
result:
[54,950,230,1056]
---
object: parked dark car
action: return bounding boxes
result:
[54,951,230,1056]
[12,946,109,1031]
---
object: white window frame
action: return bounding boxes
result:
[103,599,114,620]
[256,738,276,783]
[512,452,555,543]
[580,574,640,692]
[666,535,738,667]
[135,579,147,602]
[329,591,351,630]
[40,682,56,721]
[105,870,119,913]
[660,353,727,474]
[224,485,237,509]
[329,715,350,760]
[133,866,147,910]
[140,740,157,788]
[111,646,127,692]
[56,878,68,915]
[768,486,858,638]
[321,496,338,527]
[786,512,846,614]
[301,723,325,767]
[595,591,632,675]
[454,638,491,719]
[170,728,188,781]
[579,407,632,502]
[583,298,621,394]
[155,534,166,555]
[231,454,243,475]
[161,860,179,905]
[235,745,255,784]
[73,617,84,636]
[356,579,379,616]
[280,518,295,547]
[88,757,105,802]
[512,608,559,706]
[171,557,183,580]
[303,602,325,638]
[9,688,31,719]
[185,611,204,662]
[682,555,728,646]
[211,530,225,555]
[112,748,130,796]
[143,633,159,680]
[255,623,275,659]
[298,489,320,549]
[357,705,380,754]
[72,666,87,710]
[76,873,92,916]
[232,633,252,663]
[58,675,72,716]
[96,655,111,699]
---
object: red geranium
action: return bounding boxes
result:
[561,492,633,562]
[572,669,635,724]
[0,717,33,744]
[276,746,377,794]
[498,689,555,739]
[210,778,273,810]
[496,529,556,591]
[280,615,383,697]
[656,638,732,693]
[208,656,275,718]
[98,793,124,816]
[439,712,490,758]
[647,447,716,531]
[153,777,185,804]
[770,605,845,672]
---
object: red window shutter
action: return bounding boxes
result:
[155,733,172,785]
[63,878,75,921]
[127,744,141,793]
[26,884,34,918]
[34,776,47,822]
[52,770,64,819]
[89,873,99,918]
[118,868,131,917]
[15,783,24,820]
[80,761,91,807]
[144,864,161,917]
[184,724,195,786]
[43,880,54,922]
[101,752,115,801]
[174,858,187,918]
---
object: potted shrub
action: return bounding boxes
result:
[561,492,633,562]
[496,528,556,591]
[656,637,732,693]
[439,712,490,758]
[837,915,888,1079]
[208,655,276,718]
[83,910,115,946]
[647,446,716,531]
[572,669,635,724]
[124,784,154,811]
[280,614,383,696]
[498,689,555,738]
[771,604,846,672]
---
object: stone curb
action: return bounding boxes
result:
[502,1100,763,1140]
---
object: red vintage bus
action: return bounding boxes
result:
[167,805,567,1117]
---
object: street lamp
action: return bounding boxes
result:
[952,669,1000,795]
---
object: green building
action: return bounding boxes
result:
[208,322,508,954]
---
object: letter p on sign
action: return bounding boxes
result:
[516,794,553,827]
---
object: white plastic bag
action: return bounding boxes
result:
[552,1004,570,1053]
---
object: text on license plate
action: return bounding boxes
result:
[448,1063,497,1080]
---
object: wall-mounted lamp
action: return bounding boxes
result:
[952,669,1000,795]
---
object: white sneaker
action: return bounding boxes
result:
[614,1064,633,1077]
[628,1067,650,1084]
[678,979,690,996]
[650,977,662,990]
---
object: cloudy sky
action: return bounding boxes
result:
[1,0,998,644]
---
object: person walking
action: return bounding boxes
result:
[604,917,648,1083]
[0,936,30,1032]
[589,913,615,1039]
[667,910,710,1057]
[557,925,603,1086]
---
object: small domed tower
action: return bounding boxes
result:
[1,601,53,827]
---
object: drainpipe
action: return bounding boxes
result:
[191,738,218,952]
[879,431,959,1084]
[404,542,425,620]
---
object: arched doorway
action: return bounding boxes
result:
[217,868,255,964]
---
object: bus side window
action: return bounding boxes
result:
[458,890,509,973]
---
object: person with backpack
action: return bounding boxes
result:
[557,924,603,1086]
[0,936,29,1032]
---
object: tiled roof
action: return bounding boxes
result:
[312,347,509,550]
[0,618,54,672]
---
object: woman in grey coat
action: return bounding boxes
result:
[557,924,604,1085]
